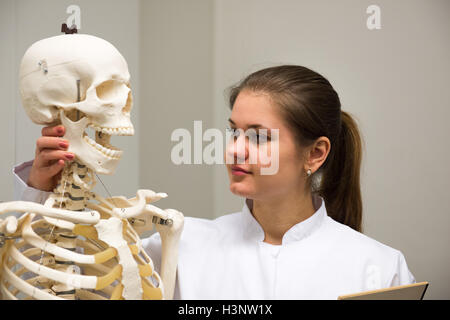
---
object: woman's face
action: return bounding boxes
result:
[225,90,307,201]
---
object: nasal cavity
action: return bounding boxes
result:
[122,91,133,114]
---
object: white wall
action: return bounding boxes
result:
[0,0,16,202]
[212,0,450,299]
[139,0,214,220]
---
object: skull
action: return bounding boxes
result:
[19,34,134,175]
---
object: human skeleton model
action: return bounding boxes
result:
[0,34,184,300]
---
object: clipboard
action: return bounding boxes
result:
[338,282,429,300]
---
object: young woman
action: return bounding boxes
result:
[15,65,415,299]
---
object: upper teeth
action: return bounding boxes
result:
[88,124,134,136]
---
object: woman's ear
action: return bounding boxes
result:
[304,137,331,173]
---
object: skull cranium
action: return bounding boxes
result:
[19,34,134,174]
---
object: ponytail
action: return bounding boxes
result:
[317,110,363,232]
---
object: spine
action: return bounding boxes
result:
[46,161,96,299]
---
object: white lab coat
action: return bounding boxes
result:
[13,161,415,299]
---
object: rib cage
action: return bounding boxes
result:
[0,161,165,300]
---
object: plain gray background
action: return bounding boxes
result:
[0,0,449,299]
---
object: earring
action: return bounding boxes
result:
[306,169,312,177]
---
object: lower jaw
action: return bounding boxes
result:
[83,135,122,159]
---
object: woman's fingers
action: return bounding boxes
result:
[34,149,74,168]
[28,125,71,191]
[41,125,65,137]
[36,136,69,153]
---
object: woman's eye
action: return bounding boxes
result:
[226,126,271,144]
[257,134,269,144]
[252,134,268,144]
[247,131,270,144]
[226,126,240,138]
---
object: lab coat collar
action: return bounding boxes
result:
[241,193,327,245]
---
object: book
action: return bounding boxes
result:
[338,282,429,300]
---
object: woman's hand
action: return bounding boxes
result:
[27,125,75,192]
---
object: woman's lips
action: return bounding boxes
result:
[231,165,251,176]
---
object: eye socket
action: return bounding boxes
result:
[96,80,128,102]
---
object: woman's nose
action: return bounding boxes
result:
[225,132,248,164]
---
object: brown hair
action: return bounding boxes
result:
[228,65,363,232]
